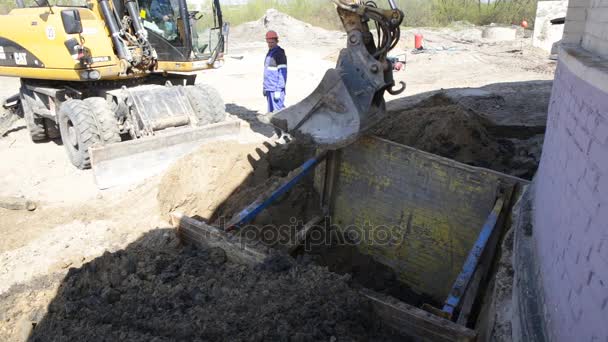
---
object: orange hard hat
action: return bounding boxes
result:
[265,30,279,40]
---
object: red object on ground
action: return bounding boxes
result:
[414,34,423,50]
[521,20,529,29]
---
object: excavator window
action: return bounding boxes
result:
[139,0,223,60]
[140,0,181,43]
[189,0,222,58]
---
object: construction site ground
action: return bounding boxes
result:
[0,11,555,341]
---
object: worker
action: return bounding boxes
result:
[149,0,177,38]
[263,30,287,113]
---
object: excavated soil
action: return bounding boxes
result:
[230,9,344,47]
[373,93,541,179]
[157,141,271,221]
[300,226,441,308]
[29,230,402,341]
[158,138,318,225]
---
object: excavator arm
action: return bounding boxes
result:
[267,0,405,148]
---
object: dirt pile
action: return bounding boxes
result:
[374,93,541,178]
[158,138,319,231]
[30,230,401,341]
[230,9,344,47]
[157,141,271,221]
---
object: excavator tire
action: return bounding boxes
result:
[20,90,47,142]
[185,84,226,126]
[58,100,99,169]
[83,97,122,145]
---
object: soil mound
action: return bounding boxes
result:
[30,231,401,341]
[374,94,502,167]
[374,93,540,178]
[157,141,271,221]
[230,9,343,46]
[158,138,318,227]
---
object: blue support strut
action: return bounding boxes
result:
[442,197,505,317]
[225,152,327,231]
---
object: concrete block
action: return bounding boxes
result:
[569,7,589,21]
[533,0,569,52]
[591,114,608,144]
[583,163,601,191]
[589,140,608,173]
[587,8,608,23]
[585,20,608,40]
[565,19,587,35]
[570,0,591,8]
[594,174,608,205]
[583,33,608,57]
[590,0,608,7]
[574,124,592,152]
[482,26,517,41]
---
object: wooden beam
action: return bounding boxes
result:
[171,212,270,266]
[288,215,324,254]
[361,289,477,342]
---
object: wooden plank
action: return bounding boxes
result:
[0,196,36,211]
[320,150,339,211]
[288,216,324,254]
[171,212,269,266]
[361,289,477,342]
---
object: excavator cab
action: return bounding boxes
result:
[137,0,227,72]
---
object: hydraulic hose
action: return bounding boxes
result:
[97,0,131,61]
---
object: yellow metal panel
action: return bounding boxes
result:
[0,6,118,76]
[157,60,215,72]
[0,64,124,81]
[329,136,521,301]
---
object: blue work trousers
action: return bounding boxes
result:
[265,90,285,113]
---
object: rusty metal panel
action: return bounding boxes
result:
[329,136,514,301]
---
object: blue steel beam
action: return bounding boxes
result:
[442,197,505,317]
[225,153,326,231]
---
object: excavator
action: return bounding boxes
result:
[0,0,404,187]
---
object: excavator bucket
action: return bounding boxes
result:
[268,34,389,149]
[266,2,405,148]
[90,121,243,189]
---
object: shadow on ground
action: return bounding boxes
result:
[27,229,401,341]
[226,103,277,138]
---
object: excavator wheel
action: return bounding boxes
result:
[185,84,226,126]
[83,98,122,145]
[58,98,120,169]
[20,90,47,142]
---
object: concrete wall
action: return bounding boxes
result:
[532,20,608,341]
[582,1,608,57]
[533,1,569,53]
[563,0,608,57]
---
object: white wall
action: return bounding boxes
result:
[533,1,569,52]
